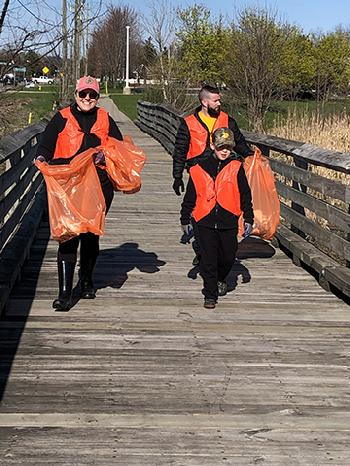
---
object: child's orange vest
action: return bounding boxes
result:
[53,107,109,159]
[190,161,242,222]
[184,111,229,160]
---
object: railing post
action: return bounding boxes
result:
[292,156,308,239]
[258,144,270,158]
[348,203,350,268]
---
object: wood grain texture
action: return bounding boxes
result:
[0,98,350,465]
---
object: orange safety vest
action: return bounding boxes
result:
[190,161,242,222]
[53,106,109,159]
[184,111,229,160]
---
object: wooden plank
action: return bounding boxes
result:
[0,175,43,252]
[0,143,39,197]
[244,131,350,173]
[269,157,350,203]
[280,203,350,263]
[0,186,46,313]
[276,225,338,272]
[0,165,40,222]
[276,181,350,234]
[1,98,350,465]
[0,119,47,163]
[322,266,350,296]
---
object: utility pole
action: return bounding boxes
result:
[83,1,89,76]
[73,0,83,84]
[60,0,69,100]
[123,25,131,95]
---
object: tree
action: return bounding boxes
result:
[279,29,316,100]
[313,29,350,101]
[87,5,141,85]
[140,36,157,83]
[225,7,291,131]
[0,0,69,75]
[141,0,178,102]
[176,4,229,86]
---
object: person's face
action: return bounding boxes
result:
[211,143,232,160]
[202,93,221,117]
[75,88,99,112]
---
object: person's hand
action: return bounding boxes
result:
[35,155,46,163]
[243,222,252,238]
[181,224,193,236]
[180,224,194,244]
[93,150,105,166]
[173,178,184,196]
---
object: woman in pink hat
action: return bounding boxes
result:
[36,75,123,310]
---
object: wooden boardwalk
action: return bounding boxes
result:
[1,98,350,465]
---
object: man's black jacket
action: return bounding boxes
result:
[180,151,254,230]
[173,106,254,180]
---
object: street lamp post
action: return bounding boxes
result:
[123,25,131,95]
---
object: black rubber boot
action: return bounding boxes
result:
[52,261,75,310]
[80,257,96,299]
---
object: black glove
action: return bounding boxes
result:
[93,150,106,166]
[243,222,253,238]
[180,224,194,244]
[173,178,184,196]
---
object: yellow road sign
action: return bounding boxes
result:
[42,66,49,74]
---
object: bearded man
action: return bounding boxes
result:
[172,84,253,196]
[172,84,254,265]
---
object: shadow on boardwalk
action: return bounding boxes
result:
[0,221,50,402]
[187,237,275,292]
[94,242,166,290]
[237,236,276,259]
[0,239,166,403]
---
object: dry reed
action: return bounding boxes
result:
[271,107,350,154]
[270,107,350,186]
[269,107,350,264]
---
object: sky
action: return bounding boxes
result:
[139,0,350,34]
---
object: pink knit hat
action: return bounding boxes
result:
[76,76,100,94]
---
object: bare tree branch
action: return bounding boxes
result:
[0,0,10,36]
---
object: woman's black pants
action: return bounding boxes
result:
[57,175,114,263]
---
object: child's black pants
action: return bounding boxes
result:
[197,225,238,300]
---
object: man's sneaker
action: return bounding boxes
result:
[192,254,200,266]
[204,298,216,309]
[218,281,228,296]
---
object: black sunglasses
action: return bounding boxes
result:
[78,90,99,99]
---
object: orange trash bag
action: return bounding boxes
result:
[35,149,106,243]
[239,148,280,240]
[102,136,146,193]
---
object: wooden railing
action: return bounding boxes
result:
[0,118,50,312]
[137,101,350,299]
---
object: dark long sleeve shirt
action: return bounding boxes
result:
[173,106,254,179]
[36,102,123,162]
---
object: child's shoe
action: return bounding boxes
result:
[218,281,227,296]
[204,298,216,309]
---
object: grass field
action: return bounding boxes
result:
[224,98,350,130]
[108,93,142,121]
[14,89,59,119]
[0,88,59,137]
[15,88,141,123]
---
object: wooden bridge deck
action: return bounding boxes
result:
[1,98,350,465]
